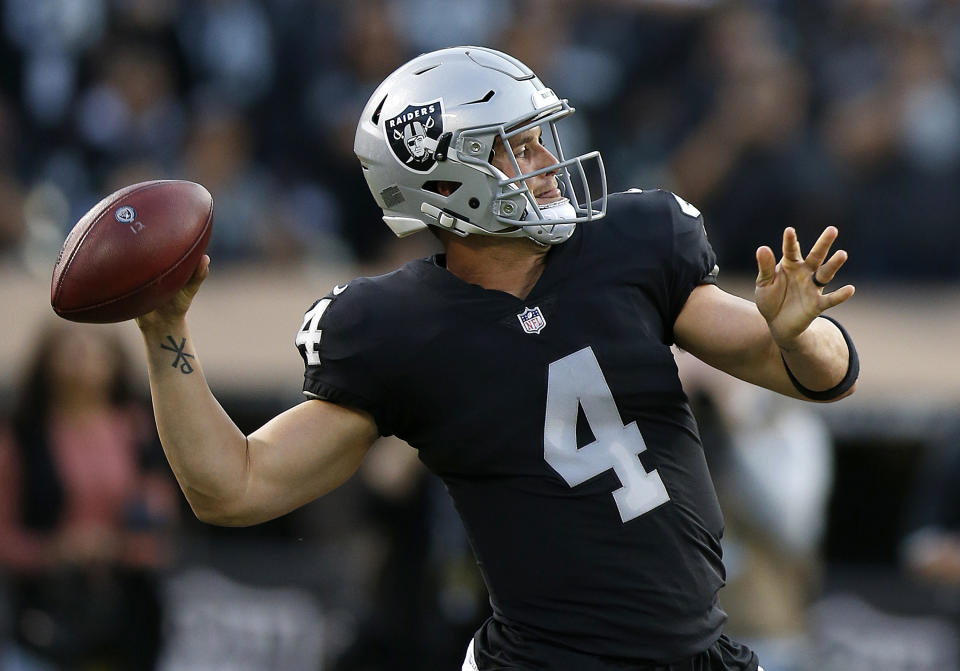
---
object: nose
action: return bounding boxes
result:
[534,143,559,171]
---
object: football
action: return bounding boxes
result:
[51,180,214,323]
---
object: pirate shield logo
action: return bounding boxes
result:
[385,99,444,172]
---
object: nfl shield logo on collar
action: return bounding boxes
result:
[518,306,547,334]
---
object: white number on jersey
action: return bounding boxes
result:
[295,298,332,366]
[671,192,701,219]
[544,346,670,522]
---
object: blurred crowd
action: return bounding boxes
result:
[0,323,178,669]
[0,321,486,670]
[1,0,959,279]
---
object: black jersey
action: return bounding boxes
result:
[296,190,726,664]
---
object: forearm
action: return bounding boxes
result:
[675,286,857,401]
[139,318,250,522]
[777,315,856,398]
[734,314,857,402]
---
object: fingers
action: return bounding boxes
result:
[755,245,777,286]
[135,255,211,329]
[805,226,839,268]
[183,255,211,296]
[779,226,840,268]
[820,283,856,310]
[813,249,847,287]
[815,247,855,309]
[195,254,210,281]
[781,227,803,262]
[763,226,853,286]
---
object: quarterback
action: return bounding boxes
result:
[136,47,857,671]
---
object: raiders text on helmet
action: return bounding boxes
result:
[354,46,607,246]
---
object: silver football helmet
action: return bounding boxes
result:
[354,46,607,246]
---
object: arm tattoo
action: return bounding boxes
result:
[159,335,196,374]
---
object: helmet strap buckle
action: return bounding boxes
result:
[420,202,470,237]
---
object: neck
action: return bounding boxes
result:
[442,234,551,299]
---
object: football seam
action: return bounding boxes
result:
[55,187,213,316]
[53,180,178,307]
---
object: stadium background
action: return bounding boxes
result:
[1,1,960,669]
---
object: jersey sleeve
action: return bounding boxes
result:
[294,284,393,436]
[663,191,719,325]
[606,189,719,333]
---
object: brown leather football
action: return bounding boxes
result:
[51,180,213,323]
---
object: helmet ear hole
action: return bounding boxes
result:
[423,181,461,197]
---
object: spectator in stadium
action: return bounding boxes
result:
[901,422,960,588]
[814,1,960,279]
[0,322,178,670]
[0,170,25,259]
[664,3,841,274]
[133,46,858,671]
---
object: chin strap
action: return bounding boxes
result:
[532,198,577,222]
[419,201,523,238]
[420,200,575,245]
[420,202,471,237]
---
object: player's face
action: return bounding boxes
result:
[491,126,562,205]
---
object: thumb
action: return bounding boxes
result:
[755,246,776,287]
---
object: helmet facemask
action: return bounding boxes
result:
[451,97,607,245]
[480,98,607,244]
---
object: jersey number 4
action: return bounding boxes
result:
[296,298,332,366]
[544,347,670,522]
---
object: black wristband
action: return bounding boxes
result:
[780,315,859,401]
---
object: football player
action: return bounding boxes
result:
[136,47,858,671]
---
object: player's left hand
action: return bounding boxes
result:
[754,226,855,347]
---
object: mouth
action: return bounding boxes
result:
[535,187,562,203]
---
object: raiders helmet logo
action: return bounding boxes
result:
[385,99,444,172]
